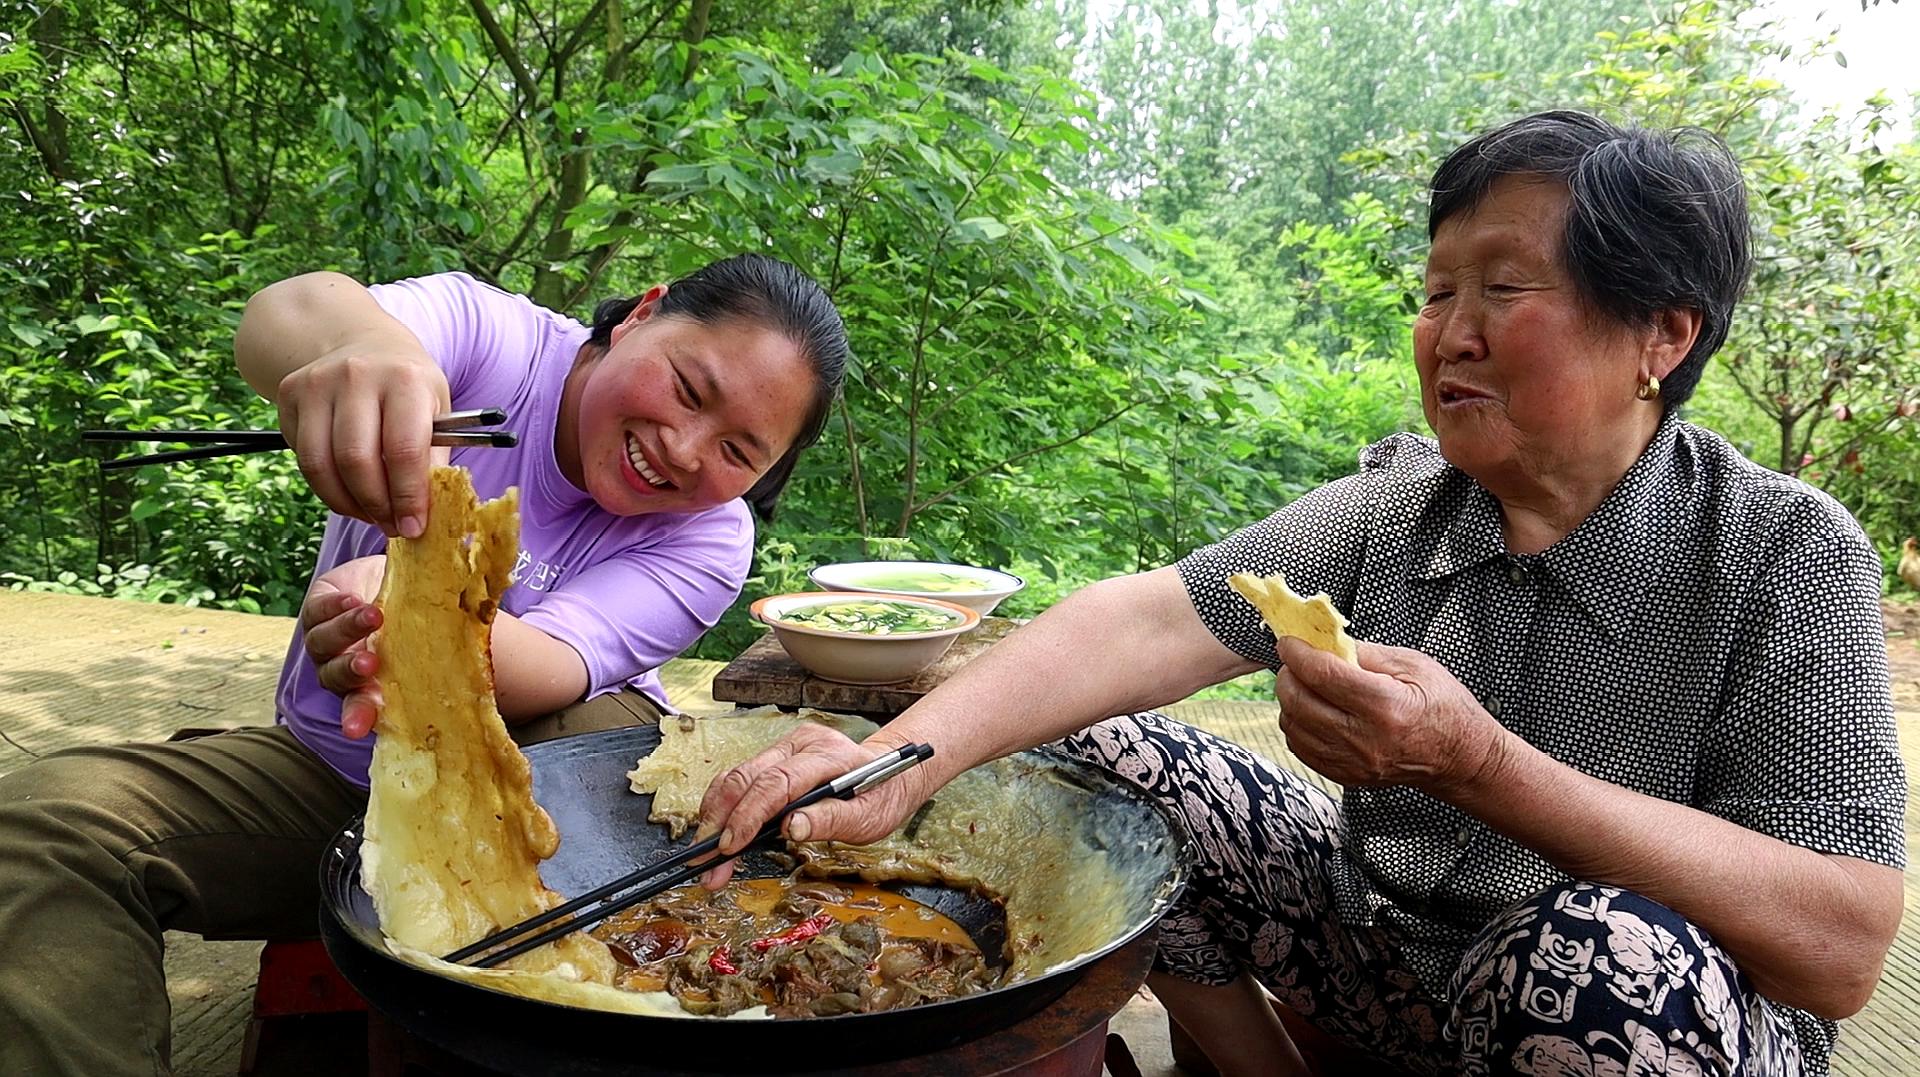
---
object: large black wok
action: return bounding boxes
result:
[320,724,1188,1073]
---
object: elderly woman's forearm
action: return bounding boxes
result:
[873,567,1256,786]
[1450,730,1903,1017]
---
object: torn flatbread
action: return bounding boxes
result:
[1227,571,1359,666]
[360,466,619,986]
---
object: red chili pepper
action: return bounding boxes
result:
[750,913,835,953]
[708,945,739,976]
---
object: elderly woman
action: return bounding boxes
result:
[698,112,1905,1076]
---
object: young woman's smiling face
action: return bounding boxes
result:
[557,294,816,516]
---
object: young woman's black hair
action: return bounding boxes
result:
[588,254,849,521]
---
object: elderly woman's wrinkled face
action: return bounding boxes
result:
[1415,176,1658,491]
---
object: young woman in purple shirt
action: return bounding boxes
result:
[0,254,848,1074]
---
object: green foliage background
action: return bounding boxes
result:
[3,0,1916,682]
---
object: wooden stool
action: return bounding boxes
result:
[1167,1003,1417,1076]
[711,616,1023,720]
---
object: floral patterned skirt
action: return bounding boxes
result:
[1054,712,1809,1077]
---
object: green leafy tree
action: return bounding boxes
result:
[1720,107,1920,479]
[6,0,1915,623]
[580,43,1195,552]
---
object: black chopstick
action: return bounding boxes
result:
[82,429,290,446]
[91,432,520,471]
[459,834,783,970]
[96,443,286,469]
[432,408,509,430]
[83,409,516,470]
[445,742,935,969]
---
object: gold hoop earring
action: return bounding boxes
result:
[1637,374,1661,401]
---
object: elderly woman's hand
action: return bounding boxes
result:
[1273,638,1510,797]
[694,723,937,890]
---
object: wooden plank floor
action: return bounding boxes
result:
[1,590,1915,1074]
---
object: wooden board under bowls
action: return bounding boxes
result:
[712,616,1022,721]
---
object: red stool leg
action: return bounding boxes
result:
[239,939,369,1075]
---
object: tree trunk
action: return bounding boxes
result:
[17,5,71,179]
[530,128,593,308]
[529,0,664,310]
[566,0,716,308]
[681,0,713,83]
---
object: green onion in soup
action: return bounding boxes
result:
[780,599,959,635]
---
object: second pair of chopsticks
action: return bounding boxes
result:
[445,742,936,969]
[84,408,518,470]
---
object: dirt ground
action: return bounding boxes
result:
[1880,600,1920,875]
[1879,598,1920,690]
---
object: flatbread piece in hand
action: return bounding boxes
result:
[360,465,618,984]
[1227,571,1360,667]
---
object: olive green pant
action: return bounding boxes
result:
[0,689,662,1076]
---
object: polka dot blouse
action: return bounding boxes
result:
[1176,411,1907,1049]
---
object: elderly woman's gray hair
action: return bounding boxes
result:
[1428,110,1752,408]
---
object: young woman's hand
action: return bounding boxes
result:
[301,555,389,738]
[274,346,452,539]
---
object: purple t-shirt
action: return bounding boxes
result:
[275,272,754,786]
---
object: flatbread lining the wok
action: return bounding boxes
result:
[628,709,1153,980]
[360,466,619,987]
[1227,571,1359,666]
[624,709,875,838]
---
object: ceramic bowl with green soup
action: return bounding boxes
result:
[807,561,1025,616]
[751,592,982,685]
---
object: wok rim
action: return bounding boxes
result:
[318,730,1192,1030]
